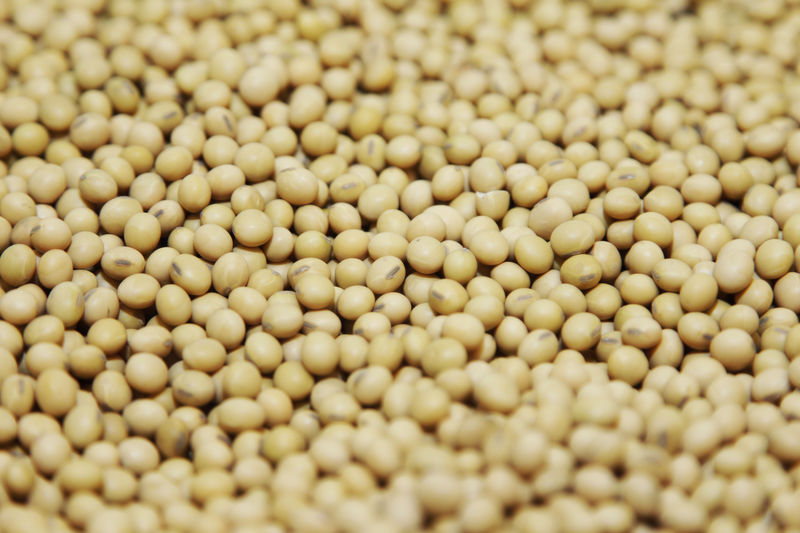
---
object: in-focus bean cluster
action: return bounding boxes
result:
[1,0,800,532]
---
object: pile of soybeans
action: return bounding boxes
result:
[2,0,800,531]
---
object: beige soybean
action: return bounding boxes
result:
[550,220,595,257]
[710,329,757,371]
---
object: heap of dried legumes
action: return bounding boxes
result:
[2,0,800,531]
